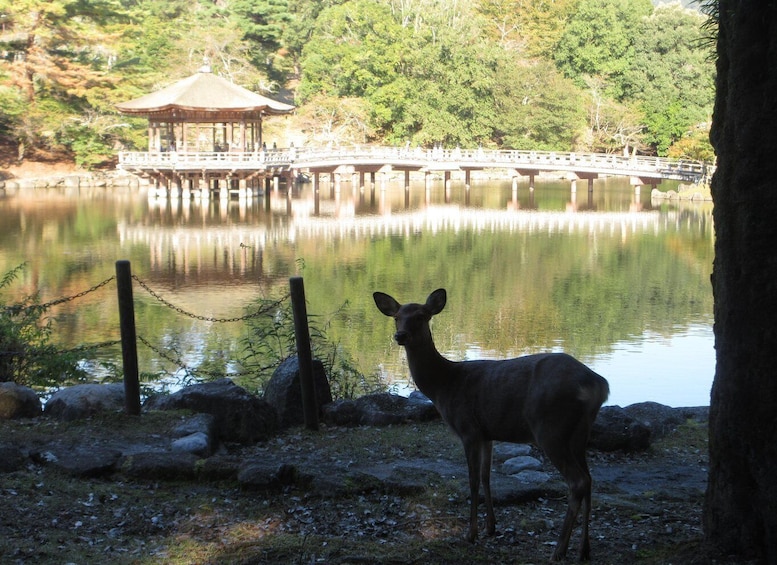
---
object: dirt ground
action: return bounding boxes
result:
[0,145,80,180]
[1,412,752,565]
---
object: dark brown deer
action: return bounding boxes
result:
[373,288,609,562]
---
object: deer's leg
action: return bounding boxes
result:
[574,428,593,561]
[462,437,483,543]
[578,467,592,562]
[480,440,496,536]
[538,430,591,562]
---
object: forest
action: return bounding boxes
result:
[0,0,715,169]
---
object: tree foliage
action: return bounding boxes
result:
[621,5,714,155]
[0,0,716,163]
[554,0,653,96]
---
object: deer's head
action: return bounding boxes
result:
[373,289,447,346]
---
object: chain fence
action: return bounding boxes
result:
[2,270,287,382]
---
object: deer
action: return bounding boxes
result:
[373,288,609,562]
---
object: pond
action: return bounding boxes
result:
[0,175,714,407]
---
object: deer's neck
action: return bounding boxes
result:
[403,340,456,401]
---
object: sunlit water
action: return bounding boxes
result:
[0,175,714,407]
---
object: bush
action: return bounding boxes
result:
[0,264,90,387]
[237,292,383,399]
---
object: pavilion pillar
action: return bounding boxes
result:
[200,174,209,200]
[182,176,191,200]
[172,174,182,198]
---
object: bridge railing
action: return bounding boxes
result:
[117,146,711,182]
[291,146,708,178]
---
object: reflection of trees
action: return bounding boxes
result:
[304,218,713,374]
[0,183,714,387]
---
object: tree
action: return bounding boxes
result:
[0,0,126,162]
[621,5,715,156]
[477,0,577,58]
[554,0,652,97]
[704,1,777,562]
[297,0,405,102]
[230,0,292,78]
[492,59,587,150]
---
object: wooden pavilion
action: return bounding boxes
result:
[116,65,295,198]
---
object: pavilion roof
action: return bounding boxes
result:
[115,67,295,116]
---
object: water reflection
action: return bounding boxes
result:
[0,177,714,406]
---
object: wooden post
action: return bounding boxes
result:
[289,276,318,430]
[115,260,141,416]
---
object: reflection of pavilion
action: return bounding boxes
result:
[116,65,294,198]
[119,206,675,278]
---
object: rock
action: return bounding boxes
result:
[0,382,42,419]
[677,406,709,424]
[502,455,543,474]
[119,451,200,480]
[197,454,241,481]
[171,432,211,457]
[143,378,277,444]
[509,470,554,485]
[44,383,125,421]
[621,402,709,440]
[623,402,686,439]
[321,398,361,426]
[170,413,216,456]
[482,473,565,505]
[237,461,300,490]
[590,405,652,452]
[31,445,122,478]
[322,392,439,427]
[264,357,333,428]
[171,412,217,439]
[0,444,27,473]
[493,442,533,462]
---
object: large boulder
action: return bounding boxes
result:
[264,356,333,428]
[0,382,42,419]
[322,392,440,427]
[623,402,709,440]
[590,405,652,452]
[44,383,125,421]
[118,451,200,480]
[144,378,277,444]
[30,444,122,478]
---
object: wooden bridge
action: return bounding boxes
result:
[117,145,712,198]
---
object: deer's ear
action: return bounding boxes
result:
[426,288,447,315]
[374,292,400,317]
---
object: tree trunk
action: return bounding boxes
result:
[705,2,777,562]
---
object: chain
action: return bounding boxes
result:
[58,340,122,354]
[3,276,116,314]
[136,334,269,379]
[132,275,287,323]
[137,335,192,372]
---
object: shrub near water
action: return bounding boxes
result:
[0,264,90,387]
